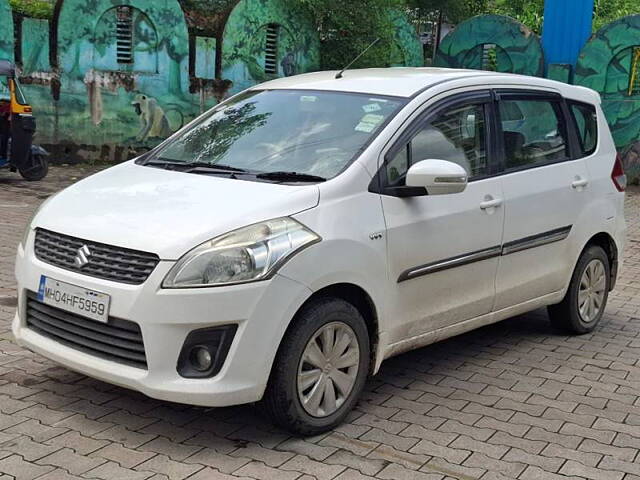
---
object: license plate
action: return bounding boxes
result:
[37,276,110,323]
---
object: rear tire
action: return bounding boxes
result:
[19,154,48,181]
[548,245,610,334]
[261,297,370,436]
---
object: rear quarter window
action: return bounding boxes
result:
[569,102,598,156]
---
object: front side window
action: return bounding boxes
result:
[499,99,569,169]
[570,102,598,156]
[150,90,405,179]
[386,102,488,184]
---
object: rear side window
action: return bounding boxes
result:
[498,98,570,170]
[570,102,598,156]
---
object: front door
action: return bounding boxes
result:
[380,92,505,344]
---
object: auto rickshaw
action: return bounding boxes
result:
[0,59,48,181]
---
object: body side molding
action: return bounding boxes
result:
[397,225,573,283]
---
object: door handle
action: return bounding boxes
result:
[572,178,589,189]
[480,197,503,210]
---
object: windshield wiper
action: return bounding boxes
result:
[144,159,249,174]
[143,158,187,168]
[256,171,327,183]
[183,163,250,174]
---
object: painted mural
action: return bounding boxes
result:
[49,0,192,157]
[575,14,640,180]
[0,0,423,161]
[0,0,12,61]
[436,13,640,182]
[221,0,320,96]
[435,15,545,77]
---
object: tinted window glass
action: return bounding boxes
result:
[570,103,598,156]
[387,144,409,184]
[386,102,488,183]
[499,99,569,169]
[152,90,405,180]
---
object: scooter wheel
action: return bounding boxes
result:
[19,154,49,181]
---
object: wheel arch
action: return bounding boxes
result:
[280,282,380,375]
[583,232,619,291]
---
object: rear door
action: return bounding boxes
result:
[493,90,590,310]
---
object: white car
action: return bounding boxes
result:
[13,68,626,434]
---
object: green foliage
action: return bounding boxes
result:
[488,0,638,34]
[491,0,544,33]
[593,0,638,31]
[293,0,407,70]
[407,0,489,24]
[411,0,638,36]
[8,0,53,19]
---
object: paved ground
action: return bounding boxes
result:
[0,165,639,480]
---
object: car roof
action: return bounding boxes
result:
[255,68,600,104]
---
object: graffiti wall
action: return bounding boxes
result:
[222,0,320,96]
[435,15,544,77]
[32,0,192,159]
[575,15,640,180]
[0,0,423,161]
[436,13,640,182]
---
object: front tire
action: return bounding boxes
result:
[261,297,370,435]
[548,245,610,334]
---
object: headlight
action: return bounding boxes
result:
[163,217,320,288]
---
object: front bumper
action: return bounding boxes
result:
[13,235,312,407]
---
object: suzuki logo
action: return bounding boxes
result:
[74,245,91,268]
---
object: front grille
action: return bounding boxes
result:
[34,229,160,285]
[25,291,147,369]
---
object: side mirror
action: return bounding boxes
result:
[406,159,468,195]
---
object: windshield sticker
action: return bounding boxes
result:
[300,95,318,103]
[355,114,385,133]
[363,103,382,113]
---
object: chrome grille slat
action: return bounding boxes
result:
[26,292,147,369]
[34,229,160,285]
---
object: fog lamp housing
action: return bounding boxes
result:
[177,325,238,379]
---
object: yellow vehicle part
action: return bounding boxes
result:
[9,79,32,115]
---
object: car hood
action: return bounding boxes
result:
[33,161,320,259]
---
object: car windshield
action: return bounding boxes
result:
[148,90,405,179]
